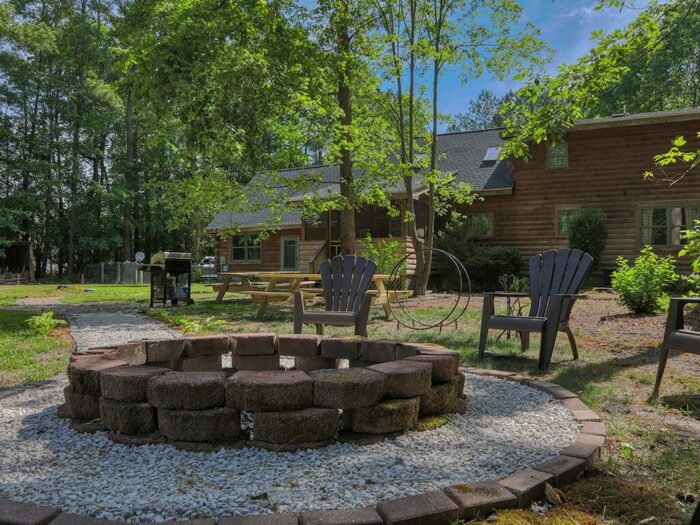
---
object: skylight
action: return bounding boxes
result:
[483,146,500,162]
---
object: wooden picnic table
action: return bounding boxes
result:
[213,271,410,319]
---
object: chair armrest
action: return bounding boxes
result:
[670,296,700,305]
[488,292,529,298]
[554,293,587,299]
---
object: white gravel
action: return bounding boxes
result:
[66,312,181,351]
[0,374,579,523]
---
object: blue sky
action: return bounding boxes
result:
[438,0,639,123]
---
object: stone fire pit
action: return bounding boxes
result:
[63,334,464,451]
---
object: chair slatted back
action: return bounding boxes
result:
[528,248,592,323]
[319,255,377,312]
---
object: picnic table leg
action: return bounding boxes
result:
[215,275,232,303]
[374,278,391,320]
[255,277,279,319]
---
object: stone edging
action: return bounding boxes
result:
[0,367,606,525]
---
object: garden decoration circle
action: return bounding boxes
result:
[387,247,471,332]
[0,331,605,523]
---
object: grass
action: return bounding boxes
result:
[0,310,73,388]
[0,283,215,306]
[145,293,700,525]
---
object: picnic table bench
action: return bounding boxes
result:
[213,271,411,319]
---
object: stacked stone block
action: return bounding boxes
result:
[65,354,128,422]
[231,333,280,371]
[278,334,331,371]
[63,334,464,449]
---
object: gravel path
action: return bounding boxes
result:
[66,311,180,351]
[0,374,580,523]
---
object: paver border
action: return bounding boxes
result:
[0,366,606,525]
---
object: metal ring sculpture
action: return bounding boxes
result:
[387,247,471,332]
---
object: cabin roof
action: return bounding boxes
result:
[206,128,512,231]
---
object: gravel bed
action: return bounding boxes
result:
[0,374,579,523]
[66,312,181,351]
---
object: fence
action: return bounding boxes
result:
[83,262,218,284]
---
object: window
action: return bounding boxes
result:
[640,206,699,247]
[557,209,579,236]
[230,235,261,262]
[465,214,494,237]
[304,213,326,241]
[483,146,500,162]
[546,142,569,169]
[355,206,402,238]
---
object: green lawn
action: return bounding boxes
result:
[147,293,699,525]
[0,310,73,388]
[0,283,215,306]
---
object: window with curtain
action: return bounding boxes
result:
[640,206,699,247]
[230,235,261,262]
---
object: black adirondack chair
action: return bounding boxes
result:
[294,255,377,336]
[478,248,593,370]
[650,297,700,399]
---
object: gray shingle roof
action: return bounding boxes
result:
[206,128,512,231]
[436,128,513,191]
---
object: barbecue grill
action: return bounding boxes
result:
[139,251,193,307]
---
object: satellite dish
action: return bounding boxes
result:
[135,252,145,263]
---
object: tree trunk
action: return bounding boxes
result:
[415,59,441,295]
[123,88,135,261]
[336,0,355,255]
[67,0,88,279]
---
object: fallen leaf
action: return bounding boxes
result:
[545,482,566,506]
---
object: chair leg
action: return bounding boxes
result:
[293,292,304,334]
[561,324,579,360]
[478,294,493,360]
[478,325,488,360]
[539,322,559,371]
[519,332,529,352]
[315,324,324,335]
[650,345,670,400]
[355,295,372,337]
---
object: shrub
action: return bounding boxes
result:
[568,208,608,269]
[360,233,407,275]
[435,217,520,291]
[679,220,700,294]
[26,311,66,336]
[611,246,679,314]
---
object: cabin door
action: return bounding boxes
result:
[281,236,299,271]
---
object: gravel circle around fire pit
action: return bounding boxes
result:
[0,373,579,523]
[66,311,182,351]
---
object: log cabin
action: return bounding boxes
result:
[206,108,700,281]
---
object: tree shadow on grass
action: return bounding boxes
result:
[565,472,690,524]
[547,345,663,395]
[661,394,700,420]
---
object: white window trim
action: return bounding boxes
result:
[639,205,700,248]
[230,235,261,264]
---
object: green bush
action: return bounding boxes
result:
[435,217,520,291]
[679,220,700,294]
[568,208,608,269]
[611,246,679,314]
[26,311,66,336]
[360,233,407,275]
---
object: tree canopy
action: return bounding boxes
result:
[501,0,699,159]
